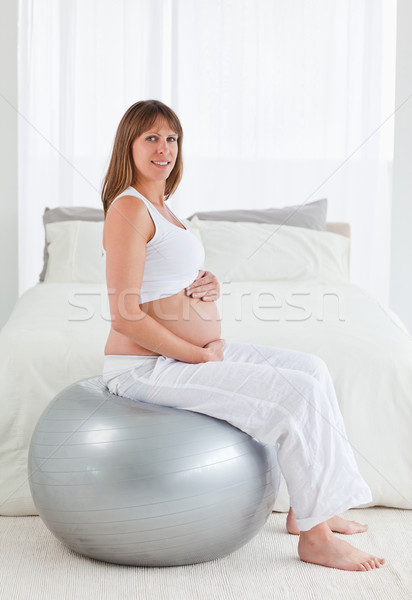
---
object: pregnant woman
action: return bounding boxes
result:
[102,99,385,571]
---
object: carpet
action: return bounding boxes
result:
[1,508,411,600]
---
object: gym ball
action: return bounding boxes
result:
[28,377,280,567]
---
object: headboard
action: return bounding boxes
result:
[326,222,351,238]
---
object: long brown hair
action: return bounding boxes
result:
[101,100,184,216]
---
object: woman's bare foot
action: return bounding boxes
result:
[286,507,368,535]
[298,521,385,571]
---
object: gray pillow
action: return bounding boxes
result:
[188,198,327,231]
[39,206,104,281]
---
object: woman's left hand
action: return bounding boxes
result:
[185,270,220,301]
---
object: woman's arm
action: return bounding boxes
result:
[111,304,223,363]
[104,197,222,364]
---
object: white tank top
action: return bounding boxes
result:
[108,186,205,303]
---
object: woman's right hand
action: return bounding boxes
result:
[203,339,225,362]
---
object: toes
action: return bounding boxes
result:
[359,556,385,571]
[368,557,383,569]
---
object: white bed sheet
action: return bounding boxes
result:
[0,281,411,516]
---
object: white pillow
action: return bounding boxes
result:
[44,221,105,283]
[43,216,349,284]
[190,216,350,282]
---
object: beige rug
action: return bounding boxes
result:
[1,508,411,600]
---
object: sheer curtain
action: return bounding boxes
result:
[18,0,396,304]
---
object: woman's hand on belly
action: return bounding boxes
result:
[203,338,225,361]
[185,270,220,301]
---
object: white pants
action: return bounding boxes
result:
[103,342,372,531]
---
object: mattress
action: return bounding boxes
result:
[0,280,411,515]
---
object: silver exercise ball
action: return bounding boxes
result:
[28,377,280,567]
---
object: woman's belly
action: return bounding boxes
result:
[104,289,221,356]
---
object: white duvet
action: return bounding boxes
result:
[1,280,411,516]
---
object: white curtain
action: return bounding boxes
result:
[18,0,396,304]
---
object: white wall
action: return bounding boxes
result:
[390,0,412,334]
[0,2,410,333]
[0,0,18,329]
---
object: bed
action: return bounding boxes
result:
[1,200,411,516]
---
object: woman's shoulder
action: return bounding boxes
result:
[106,191,150,220]
[104,193,155,248]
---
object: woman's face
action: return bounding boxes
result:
[131,117,179,185]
